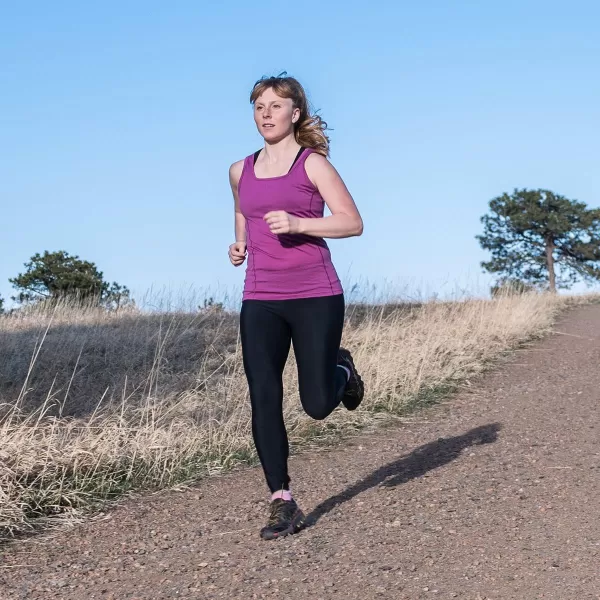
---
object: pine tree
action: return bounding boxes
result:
[9,250,132,308]
[476,188,600,292]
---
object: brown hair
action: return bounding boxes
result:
[250,73,330,156]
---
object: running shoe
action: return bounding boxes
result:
[338,347,365,411]
[260,498,305,540]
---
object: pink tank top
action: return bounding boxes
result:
[238,147,343,301]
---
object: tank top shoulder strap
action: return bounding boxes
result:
[290,146,307,168]
[238,152,255,194]
[295,146,318,178]
[239,150,260,188]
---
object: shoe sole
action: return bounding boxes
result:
[260,510,306,541]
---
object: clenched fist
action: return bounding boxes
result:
[228,241,247,266]
[263,211,302,235]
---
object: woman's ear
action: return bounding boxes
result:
[292,107,300,123]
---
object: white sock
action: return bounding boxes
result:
[337,365,351,381]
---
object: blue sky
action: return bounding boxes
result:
[1,1,599,309]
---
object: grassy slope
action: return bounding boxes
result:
[0,292,595,539]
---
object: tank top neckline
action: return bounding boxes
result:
[250,147,311,181]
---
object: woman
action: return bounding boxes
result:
[228,73,364,540]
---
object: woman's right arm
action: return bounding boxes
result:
[229,160,246,243]
[228,160,247,267]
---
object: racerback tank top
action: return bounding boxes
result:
[238,147,343,301]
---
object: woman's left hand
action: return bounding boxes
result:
[263,211,302,235]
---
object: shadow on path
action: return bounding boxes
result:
[305,422,502,527]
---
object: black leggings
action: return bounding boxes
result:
[240,294,347,493]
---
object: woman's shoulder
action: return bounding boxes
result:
[229,148,262,182]
[304,150,329,168]
[229,158,246,186]
[304,150,336,185]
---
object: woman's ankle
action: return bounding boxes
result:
[271,489,293,502]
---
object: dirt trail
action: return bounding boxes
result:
[2,304,600,600]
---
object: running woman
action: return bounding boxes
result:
[228,74,365,540]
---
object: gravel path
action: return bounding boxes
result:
[2,304,600,600]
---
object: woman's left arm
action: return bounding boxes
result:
[263,153,363,239]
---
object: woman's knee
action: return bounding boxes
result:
[248,380,282,412]
[301,393,334,420]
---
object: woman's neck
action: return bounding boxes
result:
[262,134,301,164]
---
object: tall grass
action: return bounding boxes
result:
[0,291,592,539]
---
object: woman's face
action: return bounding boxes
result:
[253,87,299,143]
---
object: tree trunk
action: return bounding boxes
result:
[545,238,556,293]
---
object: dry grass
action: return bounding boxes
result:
[0,291,594,539]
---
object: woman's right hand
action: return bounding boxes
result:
[228,241,247,266]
